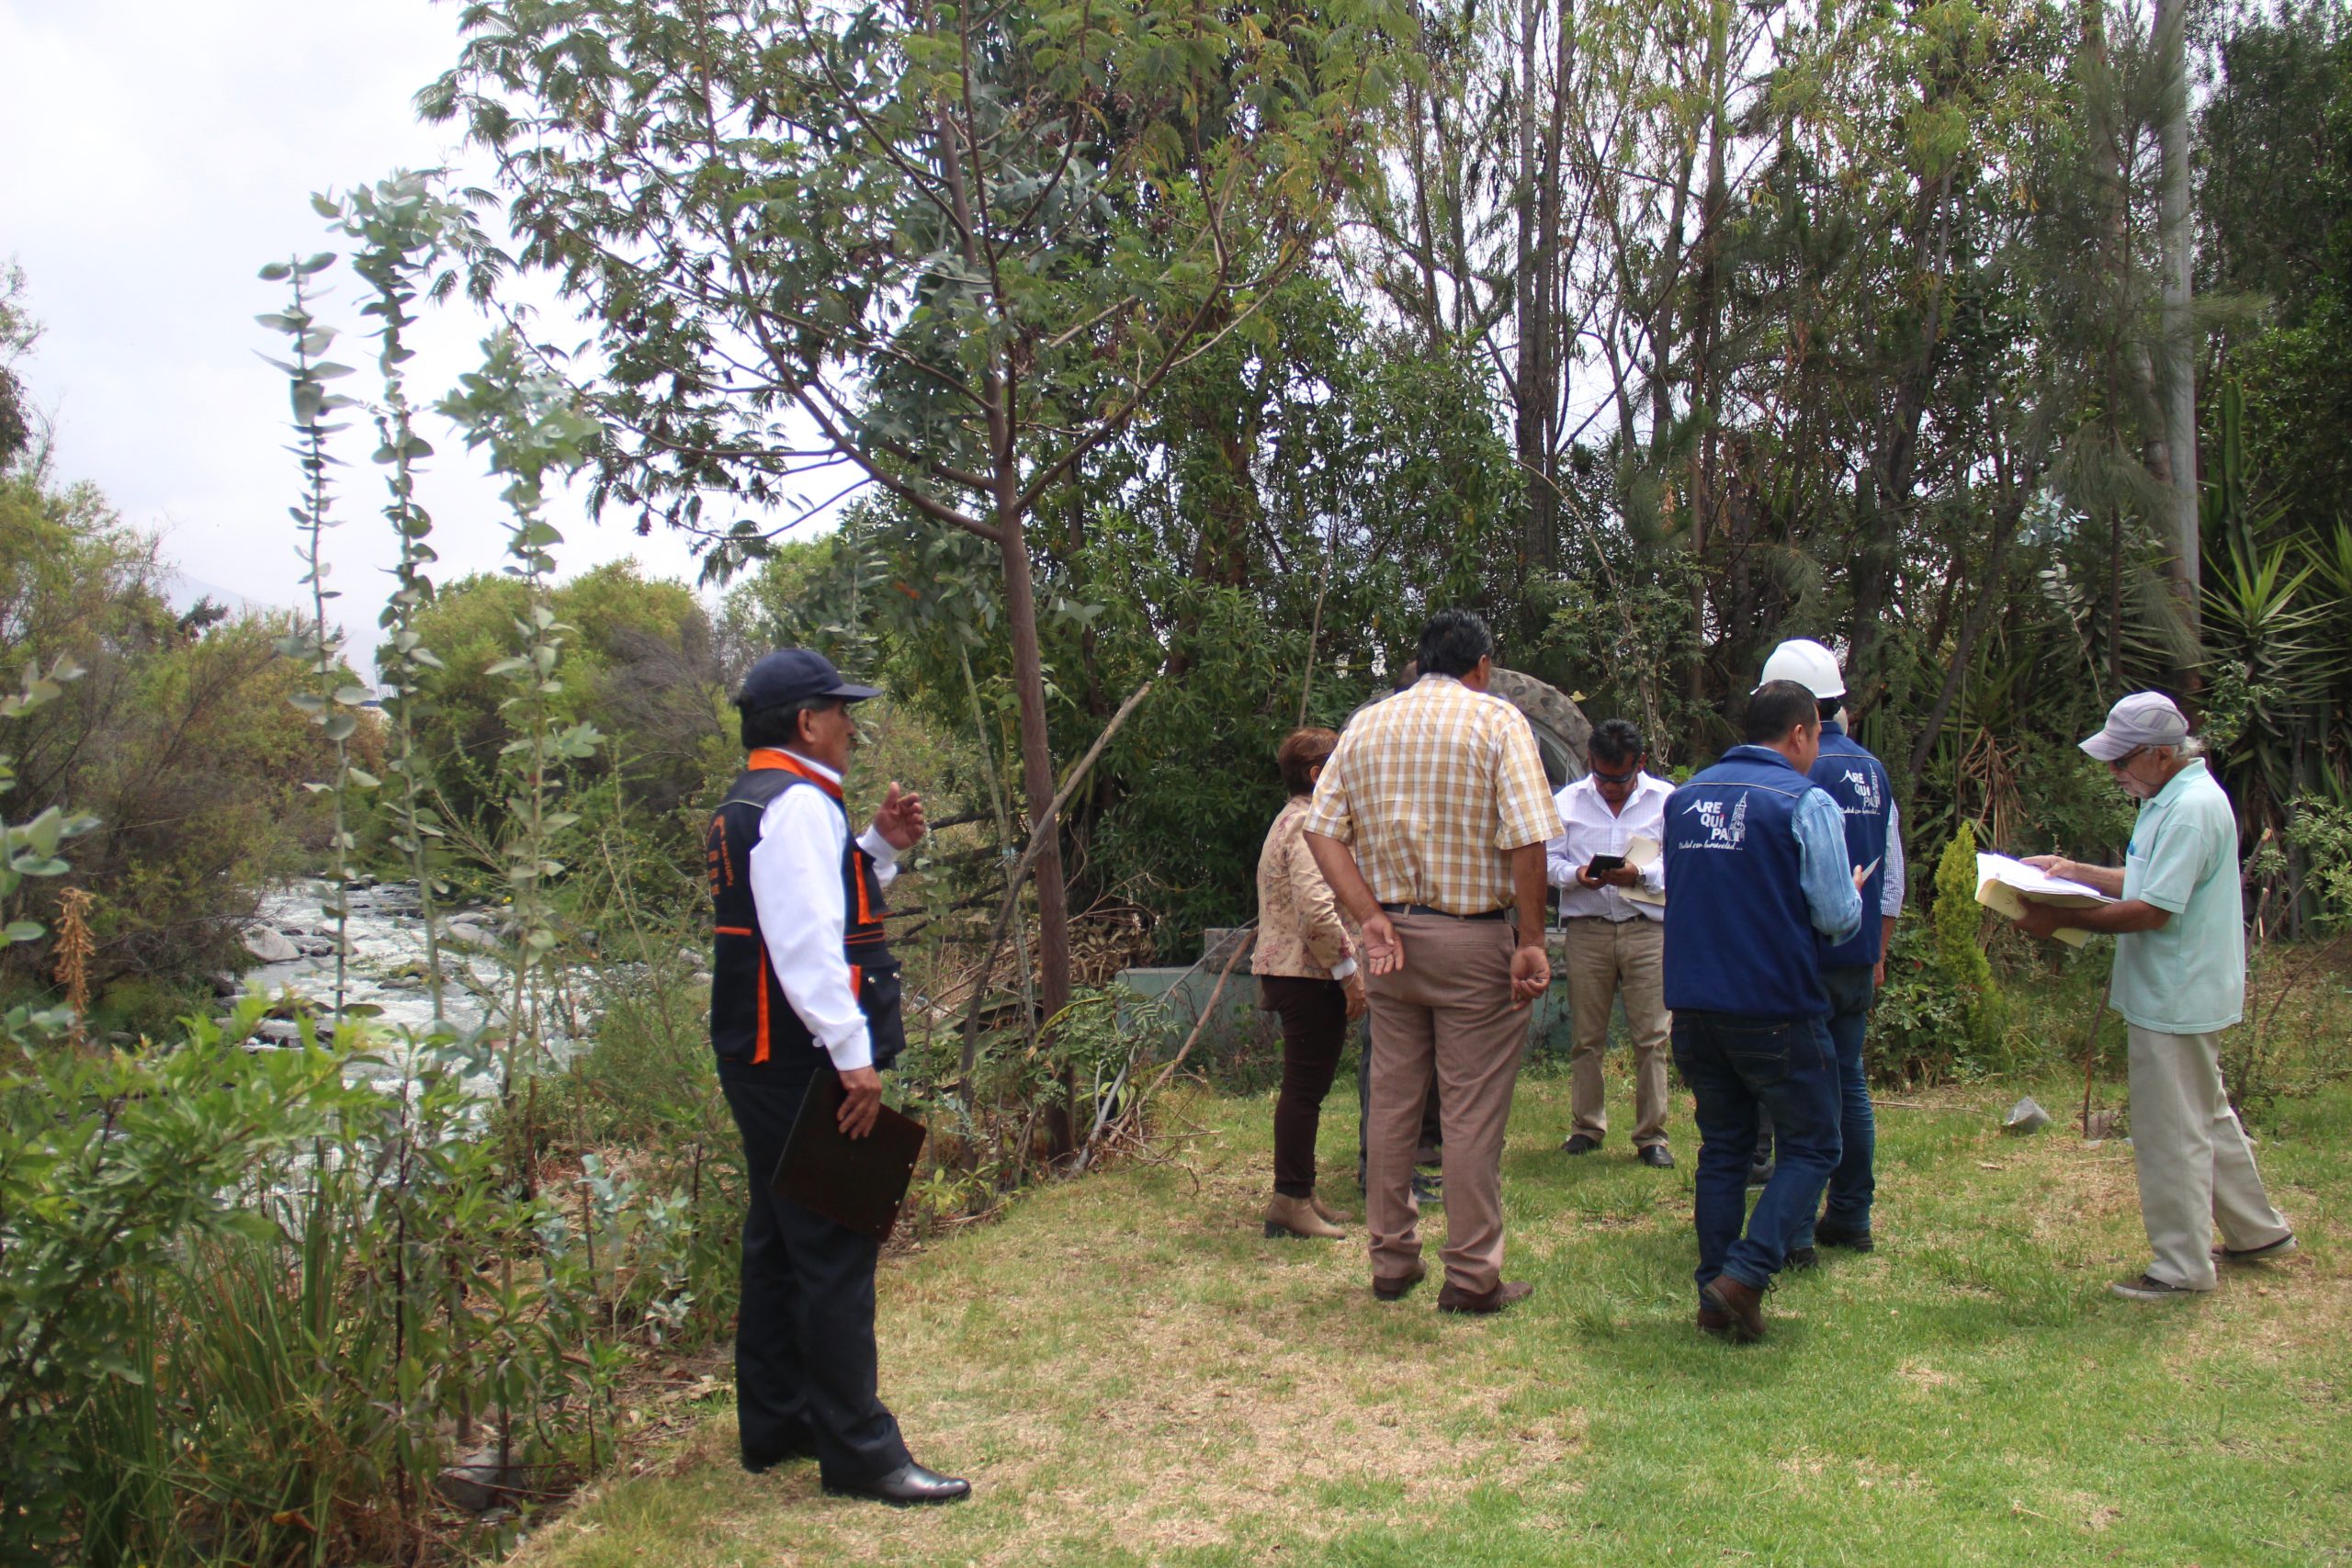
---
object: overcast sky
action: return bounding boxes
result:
[0,0,735,667]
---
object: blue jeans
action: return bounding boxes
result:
[1672,1010,1840,1298]
[1792,964,1878,1248]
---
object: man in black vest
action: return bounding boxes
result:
[707,649,968,1505]
[1662,682,1870,1342]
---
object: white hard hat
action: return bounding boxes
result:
[1756,637,1846,699]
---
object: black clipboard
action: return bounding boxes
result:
[773,1073,928,1244]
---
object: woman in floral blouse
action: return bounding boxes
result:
[1253,727,1366,1239]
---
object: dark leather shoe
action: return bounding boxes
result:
[1637,1144,1674,1168]
[823,1461,971,1506]
[1783,1246,1819,1272]
[1561,1134,1600,1155]
[1696,1305,1730,1337]
[1411,1170,1444,1206]
[1701,1275,1766,1342]
[1815,1223,1875,1253]
[1437,1280,1533,1314]
[1373,1262,1427,1301]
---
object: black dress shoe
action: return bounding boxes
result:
[1561,1134,1600,1156]
[1637,1144,1674,1168]
[1783,1246,1819,1271]
[823,1461,972,1506]
[1815,1223,1875,1253]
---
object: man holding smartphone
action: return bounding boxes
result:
[1546,719,1676,1167]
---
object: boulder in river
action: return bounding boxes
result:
[240,926,300,964]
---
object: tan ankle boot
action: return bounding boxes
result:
[1308,1191,1344,1225]
[1264,1192,1344,1240]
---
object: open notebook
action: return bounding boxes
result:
[1974,852,2114,948]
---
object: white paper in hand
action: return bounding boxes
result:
[1974,852,2111,948]
[1621,834,1665,907]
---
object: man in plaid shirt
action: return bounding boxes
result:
[1305,611,1563,1313]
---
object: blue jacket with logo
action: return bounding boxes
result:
[1812,722,1894,969]
[1664,747,1831,1020]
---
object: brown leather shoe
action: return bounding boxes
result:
[1437,1280,1534,1314]
[1701,1275,1766,1341]
[1372,1262,1427,1301]
[1308,1191,1345,1226]
[1696,1305,1730,1337]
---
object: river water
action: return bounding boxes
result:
[237,879,597,1097]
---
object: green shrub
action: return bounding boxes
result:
[1876,823,2012,1083]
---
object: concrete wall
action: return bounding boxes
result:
[1116,930,1589,1086]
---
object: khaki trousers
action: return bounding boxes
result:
[2127,1024,2290,1291]
[1365,912,1530,1296]
[1562,917,1671,1147]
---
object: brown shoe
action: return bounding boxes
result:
[1372,1262,1426,1301]
[1696,1305,1731,1337]
[1264,1192,1344,1240]
[1701,1275,1766,1342]
[1437,1280,1534,1314]
[1308,1191,1345,1226]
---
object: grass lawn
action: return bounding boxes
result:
[515,1065,2350,1567]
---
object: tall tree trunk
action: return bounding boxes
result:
[1513,0,1548,618]
[2154,0,2201,649]
[994,493,1075,1032]
[1682,0,1731,745]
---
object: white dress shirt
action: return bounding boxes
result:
[746,752,900,1072]
[1546,772,1672,923]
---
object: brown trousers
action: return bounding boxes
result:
[1364,911,1531,1296]
[1562,917,1671,1147]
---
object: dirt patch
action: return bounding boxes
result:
[1895,1360,1960,1393]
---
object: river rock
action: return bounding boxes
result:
[241,926,300,964]
[435,1448,521,1513]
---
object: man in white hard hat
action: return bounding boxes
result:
[1754,638,1905,1265]
[2014,692,2294,1300]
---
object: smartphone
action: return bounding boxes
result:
[1586,853,1626,875]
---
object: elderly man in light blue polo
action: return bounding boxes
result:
[2016,692,2295,1300]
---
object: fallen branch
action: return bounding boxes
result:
[1074,920,1258,1171]
[956,681,1154,1101]
[1139,923,1254,1100]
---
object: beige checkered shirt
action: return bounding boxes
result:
[1301,674,1562,916]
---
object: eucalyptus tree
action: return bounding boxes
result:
[424,0,1408,1024]
[334,170,498,1023]
[257,254,365,1016]
[437,332,603,1098]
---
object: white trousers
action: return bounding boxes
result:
[2127,1024,2291,1291]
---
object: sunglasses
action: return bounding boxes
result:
[1589,762,1641,784]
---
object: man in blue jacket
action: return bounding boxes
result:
[1665,681,1869,1341]
[1758,639,1904,1266]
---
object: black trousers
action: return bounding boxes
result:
[718,1055,911,1485]
[1262,976,1351,1198]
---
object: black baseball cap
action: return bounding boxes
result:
[736,649,883,710]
